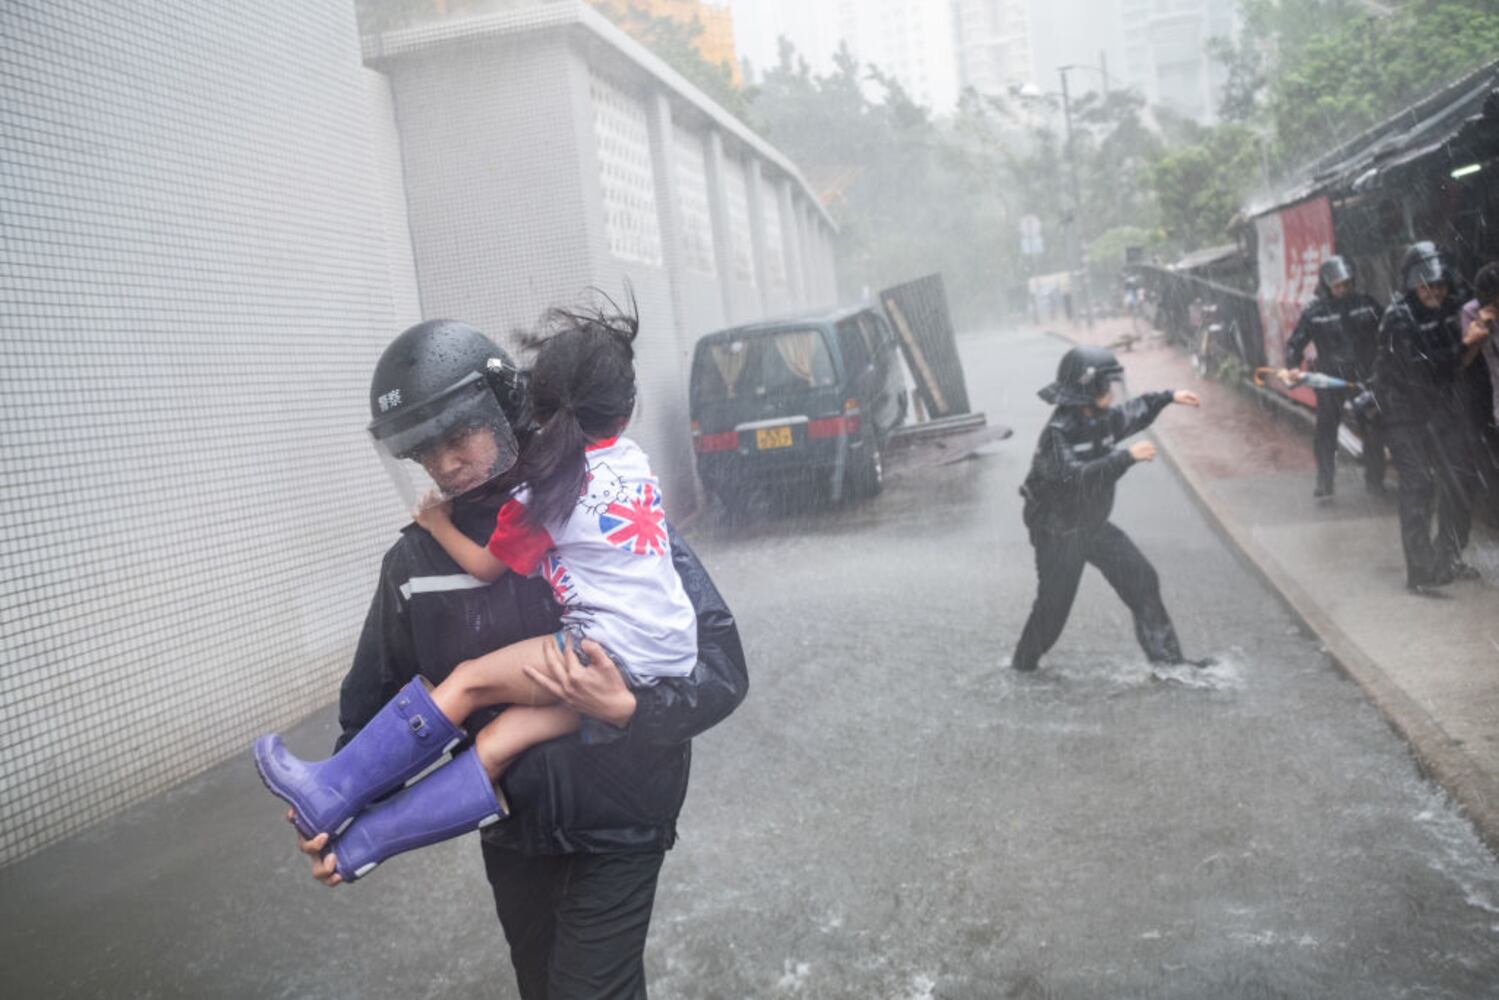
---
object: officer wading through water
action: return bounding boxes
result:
[1277,254,1386,499]
[1012,346,1212,673]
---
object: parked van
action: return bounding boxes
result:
[689,305,907,512]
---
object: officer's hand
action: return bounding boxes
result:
[1128,440,1158,463]
[291,810,343,887]
[1173,390,1201,407]
[525,635,638,729]
[1464,317,1492,348]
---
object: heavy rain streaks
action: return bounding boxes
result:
[656,328,1499,998]
[4,3,1499,999]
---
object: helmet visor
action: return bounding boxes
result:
[369,373,520,511]
[1320,257,1354,287]
[1405,254,1448,291]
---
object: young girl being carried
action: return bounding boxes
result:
[254,303,697,882]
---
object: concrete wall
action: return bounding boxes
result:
[0,2,423,863]
[371,4,840,514]
[0,0,836,866]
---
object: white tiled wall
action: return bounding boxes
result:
[0,2,840,864]
[0,1,421,864]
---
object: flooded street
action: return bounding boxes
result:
[4,327,1498,998]
[654,326,1499,998]
[7,3,1499,997]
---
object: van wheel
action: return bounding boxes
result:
[849,437,884,500]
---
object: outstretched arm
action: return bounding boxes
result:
[1110,389,1179,439]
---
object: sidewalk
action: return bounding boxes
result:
[1052,316,1499,854]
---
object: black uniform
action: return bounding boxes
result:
[1013,390,1185,670]
[1285,292,1386,491]
[1375,290,1479,586]
[337,491,747,999]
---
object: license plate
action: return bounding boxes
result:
[755,425,794,450]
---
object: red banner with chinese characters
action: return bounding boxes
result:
[1255,197,1335,407]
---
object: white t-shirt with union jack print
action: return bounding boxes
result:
[486,435,698,682]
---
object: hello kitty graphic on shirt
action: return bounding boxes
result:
[579,461,630,516]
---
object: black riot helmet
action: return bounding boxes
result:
[1318,255,1355,295]
[1039,345,1125,406]
[368,320,530,510]
[1400,241,1454,293]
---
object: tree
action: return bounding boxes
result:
[1213,0,1499,168]
[1147,124,1263,249]
[591,2,754,123]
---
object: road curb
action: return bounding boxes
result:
[1151,420,1499,859]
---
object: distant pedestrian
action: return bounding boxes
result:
[1278,254,1386,499]
[1460,262,1499,428]
[1460,262,1499,524]
[1375,242,1482,594]
[1011,345,1211,672]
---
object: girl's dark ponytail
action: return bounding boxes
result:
[515,293,639,529]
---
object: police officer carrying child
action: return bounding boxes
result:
[1011,345,1211,672]
[293,319,748,999]
[1375,242,1485,594]
[1278,254,1386,499]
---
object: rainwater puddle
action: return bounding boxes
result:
[1000,650,1248,695]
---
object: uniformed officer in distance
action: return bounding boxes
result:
[1375,243,1485,593]
[1012,345,1211,673]
[1278,254,1387,499]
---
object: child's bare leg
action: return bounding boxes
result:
[473,705,580,777]
[430,635,557,722]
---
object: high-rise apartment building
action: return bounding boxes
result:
[953,0,1033,95]
[731,0,961,112]
[954,0,1237,123]
[1120,0,1237,122]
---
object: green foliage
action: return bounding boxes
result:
[1213,1,1499,168]
[1264,1,1499,166]
[1147,124,1264,249]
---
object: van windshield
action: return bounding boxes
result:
[692,328,836,403]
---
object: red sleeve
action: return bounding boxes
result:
[486,499,554,576]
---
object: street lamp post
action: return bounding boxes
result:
[1054,57,1112,330]
[1057,67,1092,328]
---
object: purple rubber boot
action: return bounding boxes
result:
[332,746,507,882]
[252,677,465,838]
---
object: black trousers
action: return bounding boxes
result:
[1385,414,1478,583]
[1012,520,1183,668]
[1313,386,1385,490]
[483,846,665,1000]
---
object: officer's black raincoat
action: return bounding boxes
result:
[336,492,748,856]
[1285,292,1382,381]
[1012,390,1185,669]
[1375,290,1479,583]
[1286,291,1387,492]
[1020,391,1175,535]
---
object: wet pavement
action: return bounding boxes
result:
[4,326,1499,998]
[1065,315,1499,855]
